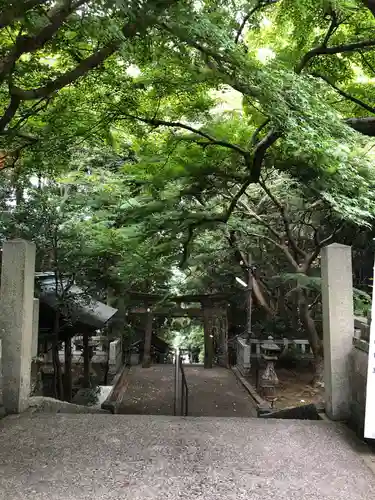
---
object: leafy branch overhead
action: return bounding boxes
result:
[1,1,375,371]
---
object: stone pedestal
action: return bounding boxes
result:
[236,337,251,376]
[321,243,353,421]
[0,240,36,413]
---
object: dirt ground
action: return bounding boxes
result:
[249,365,324,410]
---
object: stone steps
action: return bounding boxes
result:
[0,413,374,499]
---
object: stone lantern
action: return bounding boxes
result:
[259,336,281,406]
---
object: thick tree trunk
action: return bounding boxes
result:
[297,288,324,387]
[252,277,274,317]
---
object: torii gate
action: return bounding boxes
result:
[127,292,229,369]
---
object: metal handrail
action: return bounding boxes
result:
[173,349,189,416]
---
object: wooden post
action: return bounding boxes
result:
[64,339,72,402]
[83,333,90,388]
[142,309,153,368]
[203,304,213,368]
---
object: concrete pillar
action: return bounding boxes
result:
[321,243,353,420]
[31,298,39,358]
[0,239,36,413]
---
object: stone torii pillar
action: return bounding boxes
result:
[0,239,36,413]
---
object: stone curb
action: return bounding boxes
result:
[101,364,130,414]
[231,365,271,414]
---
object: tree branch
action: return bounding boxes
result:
[178,216,224,268]
[250,129,280,182]
[237,197,283,243]
[244,230,299,269]
[235,0,279,44]
[258,178,307,258]
[296,19,375,75]
[224,177,254,221]
[301,224,344,272]
[0,94,21,131]
[251,119,270,146]
[235,2,262,44]
[0,0,47,29]
[123,113,250,157]
[0,0,88,82]
[227,229,275,315]
[10,42,118,102]
[345,116,375,135]
[312,72,375,114]
[359,51,375,75]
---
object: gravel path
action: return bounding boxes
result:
[117,364,257,417]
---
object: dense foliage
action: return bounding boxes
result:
[1,1,375,379]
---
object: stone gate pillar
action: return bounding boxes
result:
[0,239,36,413]
[321,243,353,421]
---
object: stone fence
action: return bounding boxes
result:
[236,336,312,376]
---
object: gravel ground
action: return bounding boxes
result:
[0,414,375,500]
[117,364,257,417]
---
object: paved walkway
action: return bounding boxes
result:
[1,413,374,499]
[116,364,256,417]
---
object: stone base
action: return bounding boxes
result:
[236,363,251,377]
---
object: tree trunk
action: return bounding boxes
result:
[142,311,153,368]
[219,310,229,368]
[64,339,72,402]
[52,311,63,399]
[297,288,324,387]
[252,277,274,317]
